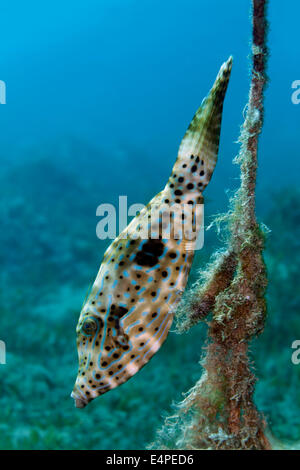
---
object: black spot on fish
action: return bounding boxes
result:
[134,239,164,267]
[135,252,157,267]
[109,306,128,329]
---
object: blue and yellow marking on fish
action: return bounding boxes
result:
[71,57,232,408]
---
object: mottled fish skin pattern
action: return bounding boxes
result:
[71,57,232,408]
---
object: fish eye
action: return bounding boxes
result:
[81,318,97,335]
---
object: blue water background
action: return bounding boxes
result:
[0,0,299,450]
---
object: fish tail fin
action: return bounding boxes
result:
[177,56,232,189]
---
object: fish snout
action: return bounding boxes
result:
[71,390,88,409]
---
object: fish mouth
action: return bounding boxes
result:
[71,391,88,409]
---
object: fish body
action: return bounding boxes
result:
[72,57,232,408]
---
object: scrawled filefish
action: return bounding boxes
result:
[71,57,232,408]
